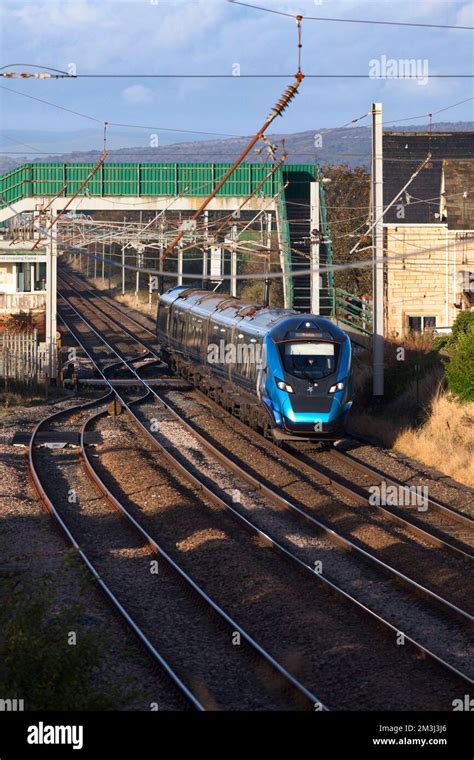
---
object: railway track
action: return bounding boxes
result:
[52,271,474,704]
[29,367,324,712]
[58,272,474,620]
[290,444,474,558]
[28,390,203,711]
[59,273,474,536]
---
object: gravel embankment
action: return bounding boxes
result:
[0,396,189,711]
[89,406,471,710]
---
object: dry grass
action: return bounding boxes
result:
[349,352,474,487]
[349,386,474,487]
[68,261,157,315]
[0,391,49,418]
[115,291,157,316]
[394,392,474,487]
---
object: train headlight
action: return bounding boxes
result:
[276,377,294,394]
[329,381,344,393]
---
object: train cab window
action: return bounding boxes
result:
[280,341,339,380]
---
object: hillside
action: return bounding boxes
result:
[1,121,472,176]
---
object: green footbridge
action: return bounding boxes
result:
[0,161,372,336]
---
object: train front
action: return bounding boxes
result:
[262,317,352,441]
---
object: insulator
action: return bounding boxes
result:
[268,76,303,120]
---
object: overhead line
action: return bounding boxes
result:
[1,86,472,142]
[228,1,474,30]
[7,73,473,78]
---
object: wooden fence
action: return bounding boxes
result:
[0,330,46,390]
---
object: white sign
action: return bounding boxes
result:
[210,245,222,279]
[0,255,47,263]
[181,220,197,232]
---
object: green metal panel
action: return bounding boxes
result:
[178,163,214,196]
[1,161,321,206]
[32,163,64,196]
[249,164,276,196]
[334,288,373,334]
[214,163,247,197]
[140,163,176,195]
[64,163,101,196]
[104,163,139,196]
[0,164,30,205]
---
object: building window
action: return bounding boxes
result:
[15,262,46,292]
[34,262,46,291]
[16,263,31,293]
[408,315,436,332]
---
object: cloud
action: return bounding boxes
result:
[1,0,472,136]
[121,85,154,104]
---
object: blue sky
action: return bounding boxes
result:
[1,0,473,153]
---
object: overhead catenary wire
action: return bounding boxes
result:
[58,237,472,282]
[3,187,468,285]
[227,1,474,30]
[1,85,471,151]
[160,65,306,262]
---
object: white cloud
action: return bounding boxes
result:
[121,84,154,104]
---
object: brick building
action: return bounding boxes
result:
[383,132,474,337]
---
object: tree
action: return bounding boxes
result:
[323,164,371,296]
[445,324,474,402]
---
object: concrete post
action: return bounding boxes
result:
[372,102,384,397]
[45,211,57,380]
[230,223,237,297]
[310,181,320,315]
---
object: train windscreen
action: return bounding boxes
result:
[280,341,340,380]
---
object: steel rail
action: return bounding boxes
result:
[81,403,324,710]
[289,446,474,564]
[57,279,474,625]
[59,271,473,558]
[56,288,474,687]
[58,297,325,709]
[27,392,206,711]
[330,447,474,530]
[58,270,157,338]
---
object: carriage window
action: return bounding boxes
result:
[172,309,186,343]
[158,303,170,334]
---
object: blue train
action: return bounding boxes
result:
[157,286,353,442]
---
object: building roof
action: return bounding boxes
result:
[383,132,474,224]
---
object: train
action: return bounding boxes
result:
[157,286,353,443]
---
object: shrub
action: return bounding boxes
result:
[445,325,474,402]
[448,310,474,345]
[0,576,132,710]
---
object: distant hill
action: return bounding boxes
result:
[1,121,472,176]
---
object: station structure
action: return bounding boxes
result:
[0,161,370,380]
